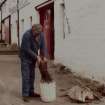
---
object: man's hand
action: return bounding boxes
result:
[37,56,43,63]
[43,57,48,62]
[37,55,48,63]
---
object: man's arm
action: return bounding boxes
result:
[40,32,48,58]
[21,33,37,60]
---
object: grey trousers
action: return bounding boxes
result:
[21,61,36,96]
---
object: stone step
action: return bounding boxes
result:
[0,50,19,55]
[0,43,8,48]
[0,47,19,55]
[0,44,19,55]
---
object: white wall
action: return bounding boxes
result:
[2,0,18,44]
[11,13,18,44]
[19,0,47,44]
[2,0,48,44]
[54,0,105,82]
[3,0,105,82]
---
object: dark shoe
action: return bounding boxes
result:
[22,96,30,102]
[30,92,40,97]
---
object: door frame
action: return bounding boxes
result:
[35,0,55,59]
[35,0,54,10]
[1,15,11,44]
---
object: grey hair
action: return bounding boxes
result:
[32,24,42,31]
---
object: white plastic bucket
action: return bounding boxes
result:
[40,81,56,102]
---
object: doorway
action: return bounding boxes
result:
[36,1,54,60]
[2,16,11,44]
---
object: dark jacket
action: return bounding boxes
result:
[20,29,46,63]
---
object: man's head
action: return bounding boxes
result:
[32,24,42,37]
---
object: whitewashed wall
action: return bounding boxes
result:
[2,0,18,44]
[2,0,48,44]
[19,0,47,44]
[54,0,105,82]
[2,0,105,82]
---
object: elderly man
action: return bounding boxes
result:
[20,24,50,102]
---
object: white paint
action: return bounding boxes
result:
[54,0,105,82]
[2,0,47,44]
[2,0,105,82]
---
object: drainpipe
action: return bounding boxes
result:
[17,0,20,47]
[63,0,70,34]
[0,7,2,41]
[0,0,7,42]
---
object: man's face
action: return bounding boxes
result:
[32,25,42,37]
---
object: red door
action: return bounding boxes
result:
[37,3,54,59]
[2,16,11,44]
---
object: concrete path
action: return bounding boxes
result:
[0,55,104,105]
